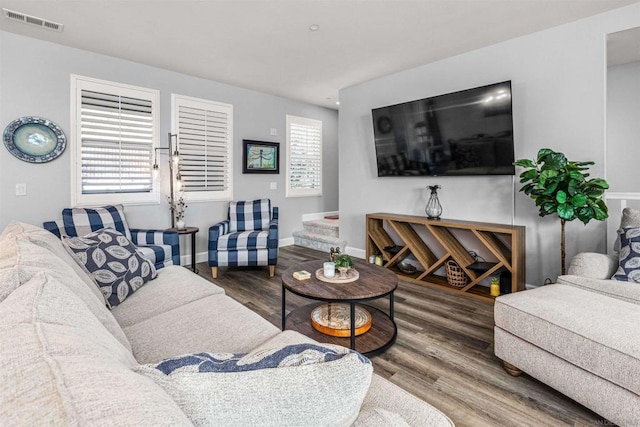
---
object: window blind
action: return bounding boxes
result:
[286,115,322,197]
[80,90,154,194]
[173,95,233,201]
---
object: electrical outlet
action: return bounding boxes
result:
[270,182,277,190]
[15,183,27,196]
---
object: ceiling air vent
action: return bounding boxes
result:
[2,8,63,32]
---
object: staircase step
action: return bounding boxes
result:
[302,219,339,238]
[292,230,346,253]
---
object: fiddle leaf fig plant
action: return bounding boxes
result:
[514,148,609,275]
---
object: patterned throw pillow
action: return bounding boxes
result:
[612,227,640,283]
[62,228,157,308]
[152,342,370,374]
[135,343,373,426]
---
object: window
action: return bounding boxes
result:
[71,75,160,206]
[286,115,322,197]
[172,94,233,202]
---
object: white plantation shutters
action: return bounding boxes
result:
[172,95,233,201]
[286,115,322,197]
[80,92,153,193]
[71,75,160,206]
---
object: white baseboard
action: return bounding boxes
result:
[301,211,339,222]
[177,252,208,267]
[345,246,366,260]
[279,237,294,247]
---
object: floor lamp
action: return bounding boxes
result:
[153,132,182,228]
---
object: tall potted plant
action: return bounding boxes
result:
[514,148,609,275]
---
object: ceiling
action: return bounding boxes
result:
[0,0,638,109]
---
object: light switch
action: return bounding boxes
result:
[270,182,277,190]
[15,183,27,196]
[270,128,278,136]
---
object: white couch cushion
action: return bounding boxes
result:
[135,343,372,426]
[252,331,454,427]
[495,284,640,395]
[111,265,224,328]
[1,221,101,301]
[558,274,640,304]
[0,272,192,425]
[0,235,131,351]
[353,408,411,426]
[122,294,280,363]
[357,375,455,427]
[567,252,618,280]
[0,272,136,366]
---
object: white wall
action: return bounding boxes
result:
[339,3,640,285]
[0,31,338,261]
[607,60,640,192]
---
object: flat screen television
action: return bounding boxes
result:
[372,81,515,177]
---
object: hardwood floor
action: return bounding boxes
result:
[197,245,609,427]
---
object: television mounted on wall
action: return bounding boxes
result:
[372,81,515,177]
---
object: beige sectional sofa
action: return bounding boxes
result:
[494,250,640,426]
[0,221,453,426]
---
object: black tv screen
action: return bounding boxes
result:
[372,81,515,177]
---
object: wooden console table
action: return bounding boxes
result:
[366,213,525,302]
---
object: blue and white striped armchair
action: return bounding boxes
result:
[208,199,278,278]
[43,205,180,270]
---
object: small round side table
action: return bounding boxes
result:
[167,226,199,273]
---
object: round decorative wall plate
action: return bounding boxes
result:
[3,116,67,163]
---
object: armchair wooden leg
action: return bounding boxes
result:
[268,265,275,278]
[211,267,218,279]
[502,361,523,377]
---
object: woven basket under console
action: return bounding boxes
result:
[445,260,468,288]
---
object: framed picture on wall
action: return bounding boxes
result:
[242,140,279,174]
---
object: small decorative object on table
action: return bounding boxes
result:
[425,184,442,219]
[334,254,354,278]
[323,262,335,279]
[293,270,311,280]
[168,192,188,229]
[329,247,341,262]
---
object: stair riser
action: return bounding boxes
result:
[302,223,339,237]
[293,230,346,251]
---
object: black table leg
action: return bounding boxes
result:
[281,284,286,330]
[350,302,356,350]
[190,234,197,273]
[390,291,394,320]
